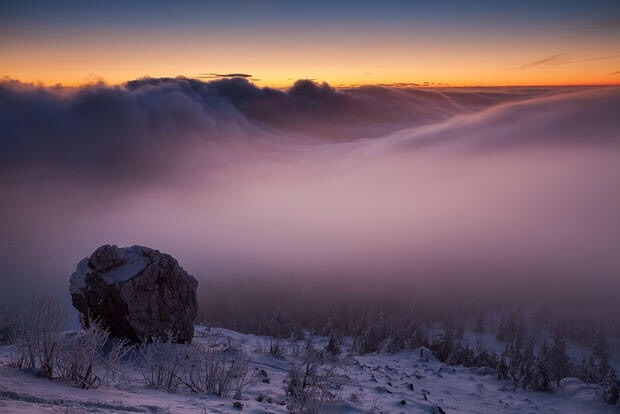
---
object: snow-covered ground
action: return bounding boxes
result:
[0,326,616,413]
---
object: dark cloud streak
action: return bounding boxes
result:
[521,54,566,69]
[522,53,620,69]
[197,73,253,78]
[2,77,536,180]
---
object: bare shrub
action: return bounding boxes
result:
[323,334,341,361]
[9,297,132,388]
[269,337,283,357]
[139,334,254,398]
[255,338,267,353]
[55,317,110,389]
[102,338,134,386]
[186,344,255,398]
[0,304,17,344]
[139,332,186,392]
[254,336,284,357]
[289,334,302,358]
[285,338,339,413]
[11,296,67,377]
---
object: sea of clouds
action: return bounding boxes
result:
[1,78,619,314]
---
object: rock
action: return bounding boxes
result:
[70,244,198,343]
[88,244,123,271]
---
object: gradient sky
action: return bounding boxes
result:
[0,0,620,86]
[1,0,620,87]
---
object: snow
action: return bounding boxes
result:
[0,326,617,413]
[99,251,147,285]
[69,246,149,294]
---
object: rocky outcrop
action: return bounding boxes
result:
[70,244,198,343]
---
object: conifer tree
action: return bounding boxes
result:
[518,338,536,389]
[548,330,571,386]
[599,368,619,405]
[530,341,551,391]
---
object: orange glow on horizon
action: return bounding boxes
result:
[3,77,618,90]
[2,23,619,89]
[3,68,620,89]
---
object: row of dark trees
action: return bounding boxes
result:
[199,280,619,405]
[430,319,618,404]
[246,304,620,404]
[317,309,619,404]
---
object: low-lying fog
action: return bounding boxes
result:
[1,78,619,319]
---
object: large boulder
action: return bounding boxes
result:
[70,244,198,343]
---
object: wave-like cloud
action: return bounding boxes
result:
[0,77,555,177]
[1,79,619,312]
[368,86,620,154]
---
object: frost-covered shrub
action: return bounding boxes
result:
[289,334,303,357]
[430,331,455,362]
[269,337,283,357]
[472,341,498,369]
[445,344,475,366]
[139,334,254,398]
[55,317,132,389]
[352,324,385,354]
[352,311,393,354]
[0,304,17,345]
[101,337,134,386]
[10,298,132,387]
[351,310,421,355]
[11,296,67,377]
[55,318,109,389]
[323,333,341,361]
[285,338,339,413]
[186,344,254,398]
[139,333,186,392]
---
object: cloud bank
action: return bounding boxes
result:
[1,78,619,317]
[0,77,552,177]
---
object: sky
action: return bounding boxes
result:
[1,1,619,318]
[1,0,620,87]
